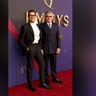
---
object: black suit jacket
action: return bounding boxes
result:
[39,22,61,54]
[18,22,42,53]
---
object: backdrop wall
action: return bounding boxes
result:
[8,0,72,87]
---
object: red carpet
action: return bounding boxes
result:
[9,70,72,96]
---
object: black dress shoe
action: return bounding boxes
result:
[39,83,53,89]
[28,86,36,92]
[45,81,50,85]
[52,78,63,84]
[45,78,50,85]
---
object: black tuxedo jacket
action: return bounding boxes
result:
[18,22,42,53]
[39,22,61,54]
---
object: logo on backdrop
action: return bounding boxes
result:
[43,0,53,9]
[25,0,69,28]
[20,65,26,74]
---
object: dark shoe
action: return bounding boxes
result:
[39,83,53,89]
[52,78,63,84]
[28,86,36,92]
[45,81,50,85]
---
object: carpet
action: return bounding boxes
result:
[9,70,72,96]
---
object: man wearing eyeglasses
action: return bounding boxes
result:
[18,10,53,92]
[40,11,63,85]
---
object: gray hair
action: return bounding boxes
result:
[45,11,54,16]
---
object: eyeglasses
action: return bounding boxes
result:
[29,15,36,17]
[46,16,53,18]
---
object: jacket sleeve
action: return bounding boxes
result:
[18,25,28,51]
[56,24,61,48]
[38,24,43,49]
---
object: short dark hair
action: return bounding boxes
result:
[28,10,36,16]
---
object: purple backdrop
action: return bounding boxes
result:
[9,0,72,87]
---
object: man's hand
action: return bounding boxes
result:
[26,47,29,51]
[56,48,61,54]
[41,49,44,55]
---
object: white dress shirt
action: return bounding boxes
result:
[47,22,52,29]
[30,23,40,43]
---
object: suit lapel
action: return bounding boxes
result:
[43,22,51,35]
[51,23,55,30]
[27,23,34,35]
[45,22,51,30]
[37,24,42,38]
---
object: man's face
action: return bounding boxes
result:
[28,12,36,23]
[45,13,54,23]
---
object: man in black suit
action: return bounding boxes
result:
[18,10,53,92]
[40,11,63,85]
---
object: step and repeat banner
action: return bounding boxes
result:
[9,0,72,87]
